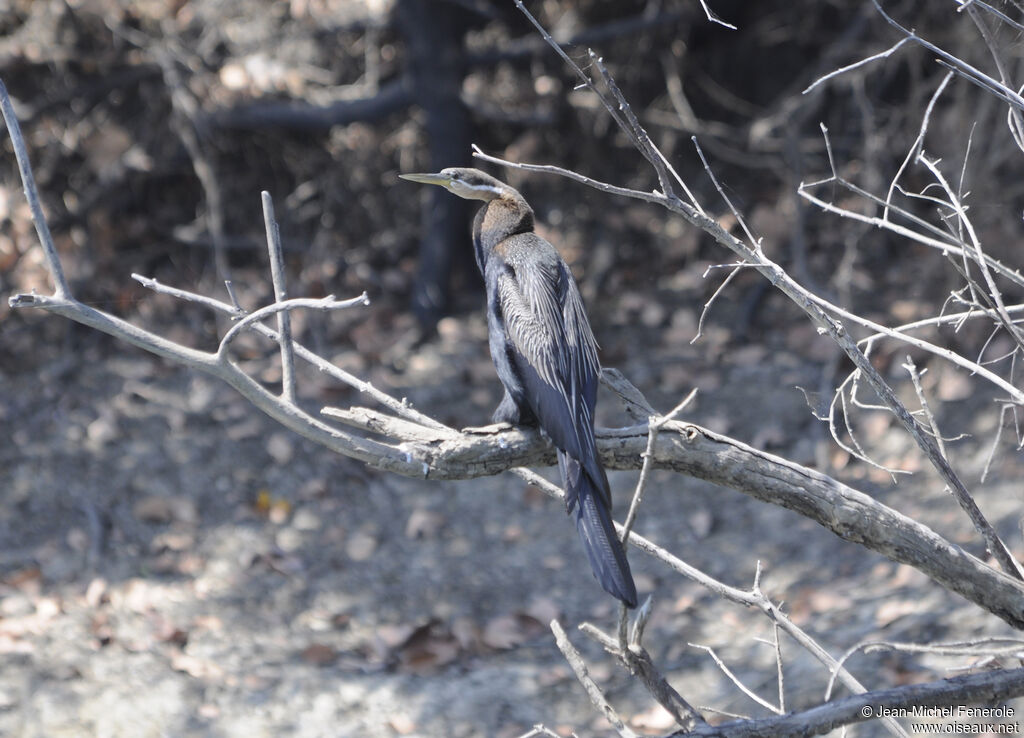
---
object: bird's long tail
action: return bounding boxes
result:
[560,451,638,608]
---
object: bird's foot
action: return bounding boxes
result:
[461,422,515,435]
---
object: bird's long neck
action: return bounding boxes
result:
[474,191,534,269]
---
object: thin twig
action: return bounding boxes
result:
[550,619,638,738]
[620,389,698,544]
[772,621,785,714]
[826,636,1024,700]
[262,192,298,404]
[693,262,750,343]
[514,726,563,738]
[885,72,954,221]
[472,145,674,210]
[803,38,912,95]
[0,79,70,297]
[217,295,364,357]
[916,153,1024,353]
[581,616,707,732]
[688,643,783,714]
[870,0,1024,113]
[903,357,951,460]
[694,0,736,29]
[131,273,452,432]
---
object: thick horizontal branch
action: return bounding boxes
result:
[22,282,1012,631]
[669,667,1024,738]
[410,422,1024,630]
[466,10,685,66]
[209,78,411,131]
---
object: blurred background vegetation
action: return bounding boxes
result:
[4,2,1024,735]
[5,0,1019,376]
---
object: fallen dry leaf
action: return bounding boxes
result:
[266,432,294,464]
[254,489,292,522]
[502,524,525,542]
[89,612,113,647]
[688,508,713,539]
[132,496,174,524]
[300,643,338,667]
[346,530,378,561]
[631,703,678,731]
[2,566,41,589]
[388,713,417,735]
[450,616,480,651]
[875,599,921,627]
[935,368,972,401]
[525,597,560,625]
[133,495,198,526]
[542,555,565,570]
[671,591,697,614]
[482,613,545,650]
[151,530,195,553]
[394,620,461,674]
[84,577,107,608]
[405,508,445,539]
[171,652,225,681]
[375,623,418,650]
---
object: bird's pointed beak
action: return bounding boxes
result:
[398,172,453,188]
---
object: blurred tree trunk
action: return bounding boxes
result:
[396,0,475,329]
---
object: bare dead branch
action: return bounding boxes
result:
[619,389,698,545]
[516,464,902,734]
[477,138,1024,580]
[870,0,1024,114]
[885,71,954,221]
[550,619,637,738]
[321,406,457,443]
[261,191,297,404]
[12,274,1024,633]
[514,726,563,738]
[803,38,912,95]
[209,78,412,131]
[580,619,707,732]
[0,78,69,298]
[903,357,952,460]
[217,296,364,356]
[130,273,452,432]
[668,667,1024,738]
[826,637,1024,700]
[688,642,783,714]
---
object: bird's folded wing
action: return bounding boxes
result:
[496,261,607,506]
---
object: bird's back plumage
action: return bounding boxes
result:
[480,216,637,608]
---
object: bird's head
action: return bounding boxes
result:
[399,167,508,201]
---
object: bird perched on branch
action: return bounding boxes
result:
[400,167,637,608]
